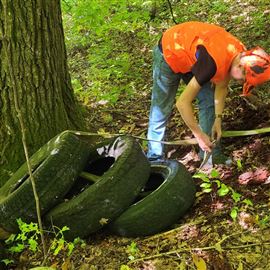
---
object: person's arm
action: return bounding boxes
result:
[176,76,213,152]
[211,78,230,141]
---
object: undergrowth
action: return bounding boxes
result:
[62,0,270,107]
[1,219,85,268]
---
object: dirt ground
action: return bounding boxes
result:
[15,91,269,270]
[72,91,270,270]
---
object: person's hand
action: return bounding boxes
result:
[211,118,222,142]
[194,131,213,152]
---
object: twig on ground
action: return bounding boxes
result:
[128,241,270,265]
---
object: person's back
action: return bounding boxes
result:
[162,21,245,82]
[147,21,270,163]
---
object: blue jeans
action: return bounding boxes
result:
[147,46,221,159]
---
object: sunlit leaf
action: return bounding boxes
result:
[192,254,207,270]
[67,242,75,256]
[128,255,135,261]
[200,183,211,189]
[120,265,132,270]
[61,226,70,232]
[193,172,210,182]
[9,243,24,253]
[210,169,220,178]
[99,218,109,225]
[231,191,241,203]
[53,238,65,256]
[5,234,16,244]
[217,183,230,196]
[230,207,239,221]
[214,242,223,253]
[242,198,253,206]
[128,241,138,258]
[28,238,38,252]
[237,160,243,171]
[1,259,14,266]
[237,261,243,270]
[214,179,221,188]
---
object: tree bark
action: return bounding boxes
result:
[0,0,85,186]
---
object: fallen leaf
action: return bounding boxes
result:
[238,171,254,185]
[192,254,207,270]
[238,168,270,185]
[253,168,269,183]
[99,217,109,225]
[237,261,243,270]
[62,258,71,270]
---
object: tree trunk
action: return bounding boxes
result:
[0,0,85,186]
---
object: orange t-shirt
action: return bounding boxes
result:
[162,21,246,83]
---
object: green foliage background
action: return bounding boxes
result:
[61,0,270,105]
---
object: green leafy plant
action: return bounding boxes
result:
[62,0,156,106]
[193,169,253,221]
[1,258,14,267]
[230,206,239,221]
[209,0,229,14]
[230,189,242,203]
[193,169,229,196]
[127,241,139,260]
[194,172,212,193]
[229,196,253,221]
[236,159,243,171]
[47,225,85,257]
[2,219,85,266]
[256,214,270,229]
[5,218,40,254]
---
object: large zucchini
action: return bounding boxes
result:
[45,136,150,240]
[108,160,196,237]
[0,131,90,234]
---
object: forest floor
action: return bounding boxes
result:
[14,54,270,268]
[13,90,270,270]
[6,1,270,269]
[64,89,270,270]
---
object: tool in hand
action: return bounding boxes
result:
[198,139,217,170]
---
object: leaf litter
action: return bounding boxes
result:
[9,0,270,268]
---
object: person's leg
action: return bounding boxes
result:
[147,46,181,160]
[196,82,222,159]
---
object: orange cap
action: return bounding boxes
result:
[240,47,270,96]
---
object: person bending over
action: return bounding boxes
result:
[147,21,270,164]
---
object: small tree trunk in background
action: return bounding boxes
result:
[0,0,85,186]
[149,1,157,20]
